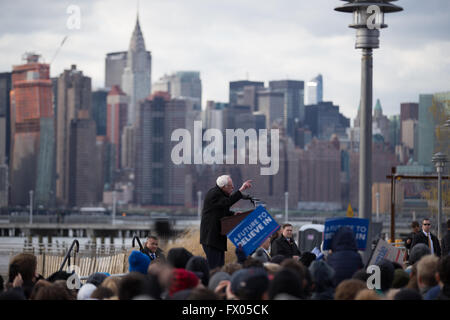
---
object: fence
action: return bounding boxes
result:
[35,252,129,279]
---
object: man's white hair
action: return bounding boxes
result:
[216,175,231,188]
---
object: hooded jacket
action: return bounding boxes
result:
[327,227,364,287]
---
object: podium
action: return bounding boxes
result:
[220,209,254,235]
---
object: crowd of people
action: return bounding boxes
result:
[0,217,448,301]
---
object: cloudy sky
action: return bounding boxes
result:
[1,0,449,120]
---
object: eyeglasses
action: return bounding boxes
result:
[423,224,431,226]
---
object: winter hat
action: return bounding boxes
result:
[167,247,193,269]
[392,269,410,289]
[409,244,430,265]
[169,268,199,297]
[87,272,109,287]
[208,271,231,291]
[230,267,269,300]
[77,283,97,300]
[186,256,210,287]
[309,260,335,289]
[128,250,151,275]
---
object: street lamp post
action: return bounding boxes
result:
[335,1,402,260]
[376,192,380,222]
[432,152,448,241]
[284,192,289,223]
[112,190,117,225]
[29,190,33,225]
[197,191,202,220]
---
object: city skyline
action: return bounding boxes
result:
[0,0,449,121]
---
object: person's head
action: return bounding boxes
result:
[29,279,52,300]
[230,267,269,300]
[46,271,72,283]
[354,289,382,300]
[309,260,335,292]
[128,250,151,275]
[281,224,294,239]
[91,286,114,300]
[216,175,233,195]
[411,221,420,233]
[422,218,431,234]
[87,272,109,287]
[8,253,37,285]
[268,268,304,300]
[392,269,410,289]
[409,244,430,265]
[243,257,264,269]
[221,263,242,275]
[145,235,159,253]
[33,283,74,300]
[77,283,97,300]
[393,288,423,300]
[417,255,439,289]
[167,247,193,269]
[119,272,160,300]
[187,287,219,300]
[169,268,200,297]
[100,276,121,297]
[437,255,450,286]
[376,259,395,292]
[186,256,210,286]
[334,279,366,300]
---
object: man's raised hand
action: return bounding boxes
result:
[239,180,252,192]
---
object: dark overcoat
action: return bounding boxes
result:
[200,186,242,251]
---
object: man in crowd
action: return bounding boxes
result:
[411,218,441,257]
[200,175,252,269]
[270,223,301,260]
[143,235,165,262]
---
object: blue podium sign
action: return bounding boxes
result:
[323,217,369,251]
[227,205,280,257]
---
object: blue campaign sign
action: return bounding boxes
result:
[227,205,280,257]
[322,217,369,251]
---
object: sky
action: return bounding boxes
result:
[0,0,449,121]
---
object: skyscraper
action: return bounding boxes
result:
[305,74,323,105]
[105,51,128,89]
[269,80,305,139]
[153,71,202,110]
[55,65,94,206]
[121,16,152,125]
[107,85,128,170]
[9,53,53,206]
[0,72,11,166]
[68,116,98,206]
[417,94,435,167]
[92,89,108,136]
[229,80,264,107]
[134,92,187,205]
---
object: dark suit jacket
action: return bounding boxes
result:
[411,231,441,257]
[142,247,166,262]
[270,235,301,258]
[200,185,242,251]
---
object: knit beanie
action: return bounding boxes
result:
[128,250,151,275]
[169,268,199,297]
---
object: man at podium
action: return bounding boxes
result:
[200,175,252,269]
